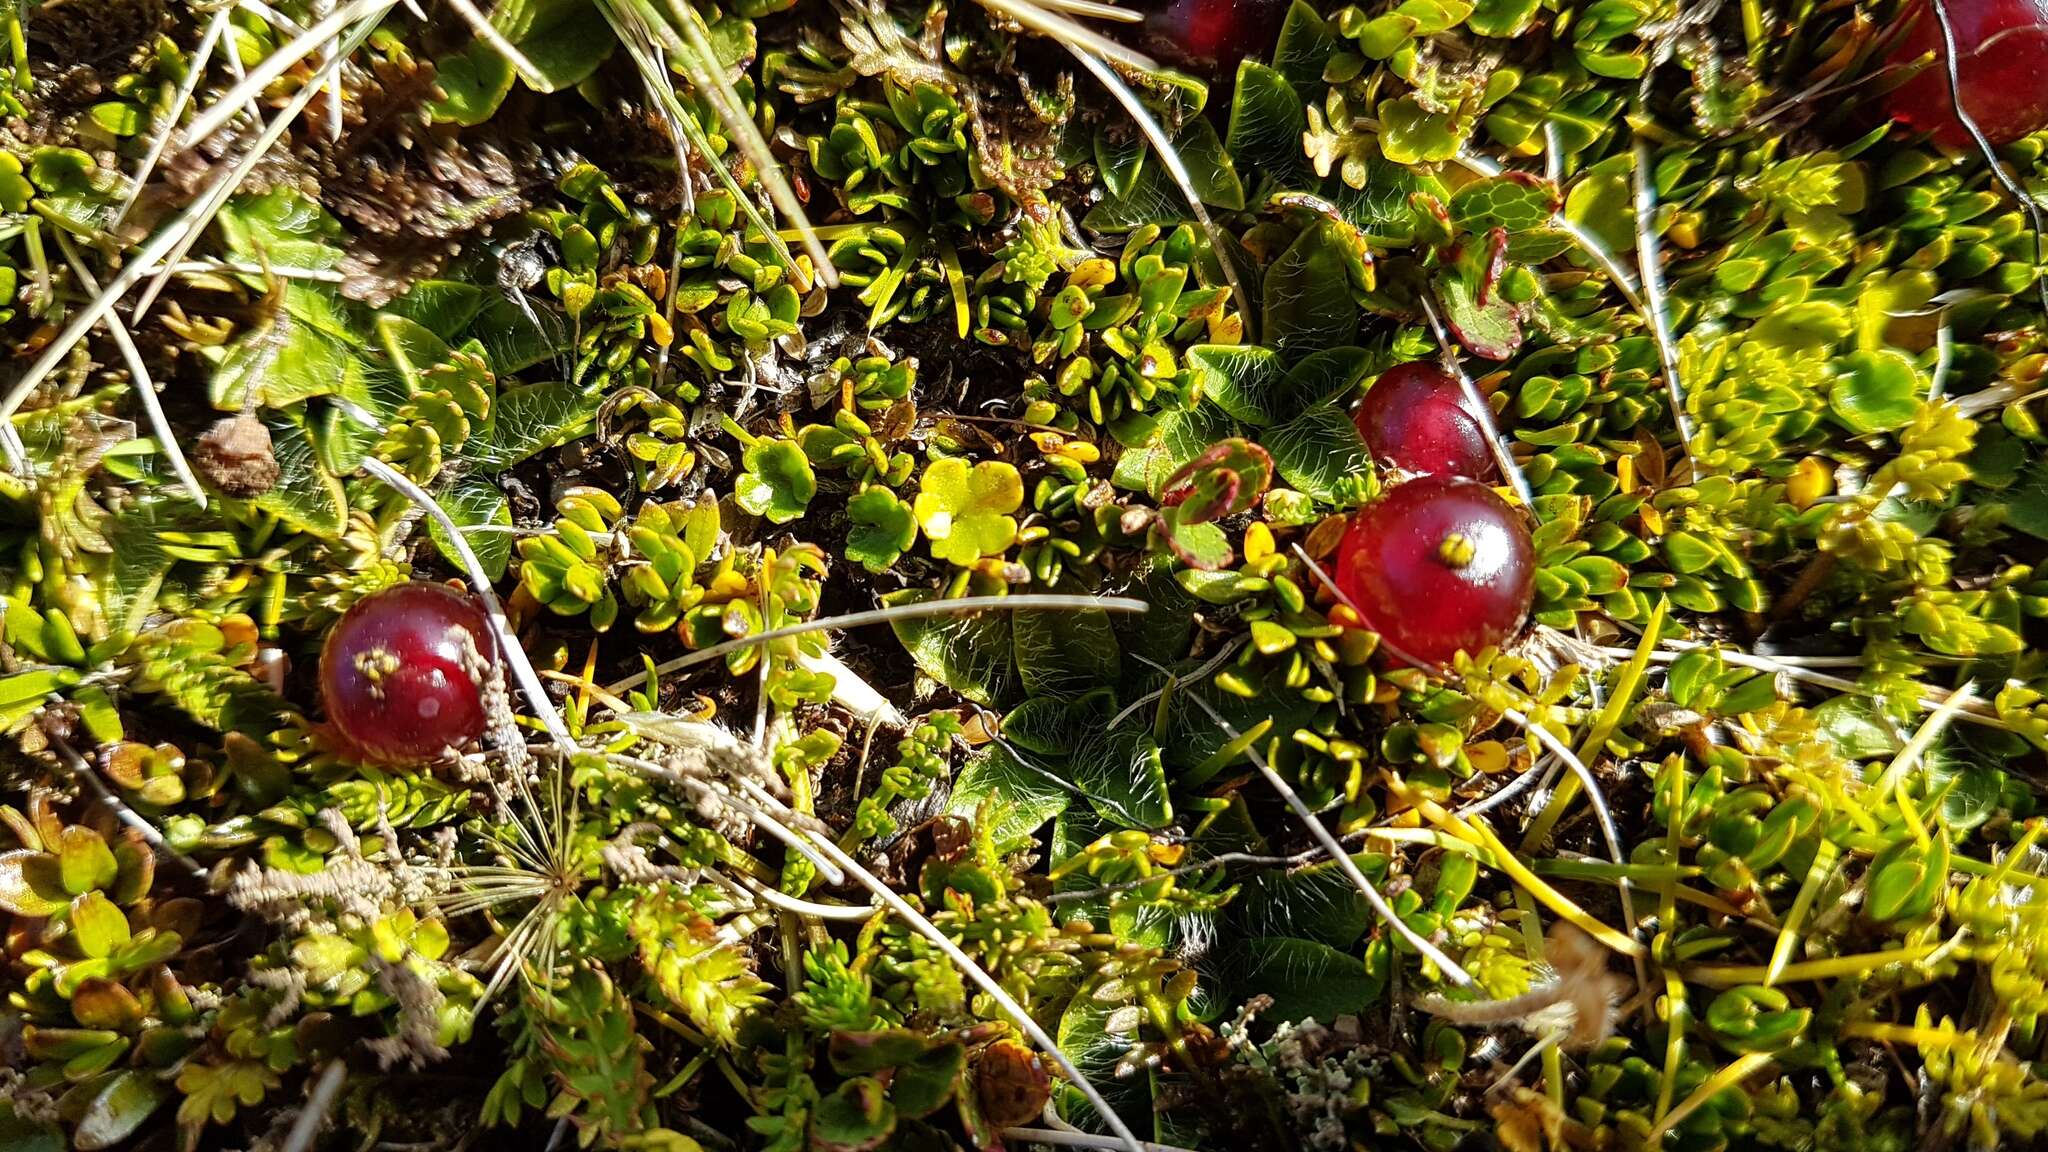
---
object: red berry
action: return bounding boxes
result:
[1334,476,1535,668]
[1885,0,2048,149]
[1141,0,1288,69]
[1352,361,1498,482]
[319,583,495,764]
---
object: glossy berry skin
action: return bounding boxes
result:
[1334,476,1535,668]
[1141,0,1288,69]
[319,583,494,764]
[1352,361,1497,481]
[1885,0,2048,149]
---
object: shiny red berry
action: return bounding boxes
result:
[1141,0,1288,70]
[319,583,495,764]
[1884,0,2048,149]
[1334,476,1535,668]
[1352,361,1498,482]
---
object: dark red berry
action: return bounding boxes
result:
[1885,0,2048,149]
[319,583,495,764]
[1141,0,1288,71]
[1334,476,1535,668]
[1352,361,1498,482]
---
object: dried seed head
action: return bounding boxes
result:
[193,415,280,498]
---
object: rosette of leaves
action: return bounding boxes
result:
[529,164,677,392]
[799,407,916,491]
[1016,429,1113,587]
[600,387,698,491]
[3,799,205,1148]
[1524,492,1652,627]
[519,490,724,634]
[619,496,722,633]
[1152,438,1271,570]
[806,81,989,223]
[519,487,626,630]
[677,544,831,703]
[1021,223,1244,447]
[824,222,960,329]
[970,216,1075,343]
[371,322,496,486]
[280,906,483,1050]
[735,429,818,526]
[912,457,1024,586]
[810,349,917,414]
[662,187,808,386]
[810,1027,973,1152]
[1164,338,1373,508]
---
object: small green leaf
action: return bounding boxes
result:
[1014,603,1120,701]
[1448,173,1561,235]
[426,475,513,581]
[1867,834,1949,922]
[88,102,144,136]
[1263,218,1362,356]
[0,850,69,917]
[1238,936,1385,1020]
[845,487,917,573]
[1377,96,1462,164]
[58,827,117,896]
[912,457,1021,565]
[429,39,517,125]
[251,411,347,539]
[1226,61,1308,189]
[494,0,615,90]
[386,280,486,339]
[71,1070,170,1151]
[884,590,1018,706]
[1829,349,1920,434]
[1435,263,1521,360]
[1190,345,1287,426]
[70,891,132,958]
[1265,405,1371,502]
[949,745,1069,849]
[1811,696,1902,760]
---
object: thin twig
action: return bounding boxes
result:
[53,234,207,505]
[1928,0,2048,321]
[1141,654,1476,987]
[1416,296,1537,510]
[113,6,232,230]
[1632,140,1697,448]
[358,458,576,751]
[0,15,376,472]
[805,833,1153,1152]
[603,595,1147,694]
[49,732,207,879]
[1002,1129,1199,1152]
[732,874,879,920]
[281,1059,350,1152]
